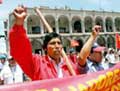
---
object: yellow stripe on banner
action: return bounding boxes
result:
[36,89,48,91]
[77,84,87,91]
[53,88,60,91]
[68,86,77,91]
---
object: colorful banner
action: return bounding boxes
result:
[0,63,120,91]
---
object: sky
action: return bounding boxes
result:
[0,0,120,53]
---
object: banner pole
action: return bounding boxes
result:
[34,7,76,76]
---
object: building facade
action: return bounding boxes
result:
[8,7,120,54]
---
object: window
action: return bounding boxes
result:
[32,26,41,34]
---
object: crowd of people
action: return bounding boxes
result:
[0,54,31,85]
[0,5,119,85]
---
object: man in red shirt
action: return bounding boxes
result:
[9,6,101,81]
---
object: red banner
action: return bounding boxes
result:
[0,62,120,91]
[116,33,120,49]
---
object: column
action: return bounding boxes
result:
[55,18,59,33]
[69,19,72,34]
[81,18,85,33]
[112,18,116,32]
[103,18,106,32]
[40,20,44,34]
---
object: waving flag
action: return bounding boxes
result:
[116,33,120,49]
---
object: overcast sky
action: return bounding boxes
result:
[0,0,120,53]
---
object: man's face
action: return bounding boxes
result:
[0,59,5,64]
[47,37,62,60]
[9,59,16,67]
[90,51,102,63]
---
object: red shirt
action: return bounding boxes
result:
[9,25,80,81]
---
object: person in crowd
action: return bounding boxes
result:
[0,56,24,84]
[101,48,110,70]
[105,48,119,68]
[9,5,101,81]
[114,51,120,63]
[75,39,84,54]
[79,43,106,73]
[0,54,7,72]
[68,48,76,64]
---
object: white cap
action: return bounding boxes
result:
[8,55,13,60]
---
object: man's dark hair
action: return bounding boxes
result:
[43,32,62,49]
[75,39,83,52]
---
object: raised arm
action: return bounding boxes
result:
[77,25,101,66]
[9,6,34,79]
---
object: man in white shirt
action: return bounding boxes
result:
[0,56,24,84]
[105,48,116,68]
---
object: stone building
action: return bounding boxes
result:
[8,6,120,54]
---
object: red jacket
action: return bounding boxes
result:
[9,25,80,81]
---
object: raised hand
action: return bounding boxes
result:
[92,25,101,38]
[13,5,27,25]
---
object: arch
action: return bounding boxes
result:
[105,17,113,32]
[107,35,115,48]
[95,16,104,32]
[72,16,82,33]
[115,17,120,32]
[45,15,55,33]
[97,36,106,46]
[58,15,69,33]
[31,39,42,54]
[27,15,41,34]
[62,37,70,52]
[84,16,93,32]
